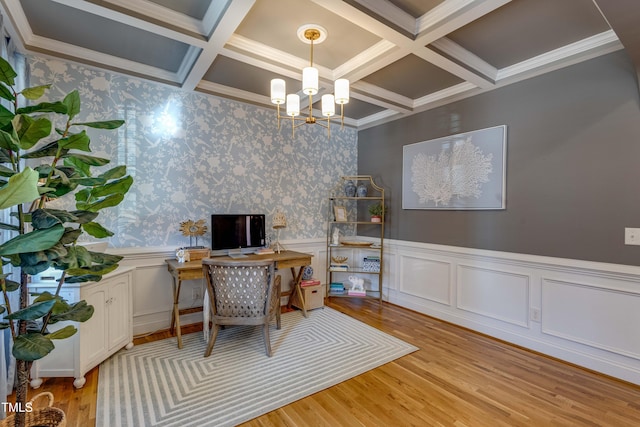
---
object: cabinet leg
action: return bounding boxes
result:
[30,378,43,389]
[125,342,134,350]
[73,376,86,389]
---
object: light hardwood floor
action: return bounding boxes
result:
[10,298,640,426]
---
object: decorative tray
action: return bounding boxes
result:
[340,241,374,247]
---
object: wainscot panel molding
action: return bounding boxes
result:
[380,239,640,385]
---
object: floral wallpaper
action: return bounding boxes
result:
[26,55,358,248]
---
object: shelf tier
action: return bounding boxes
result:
[327,290,381,299]
[330,196,383,200]
[328,268,380,274]
[330,221,383,225]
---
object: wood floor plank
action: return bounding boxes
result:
[7,298,640,426]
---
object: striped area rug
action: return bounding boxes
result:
[97,307,418,427]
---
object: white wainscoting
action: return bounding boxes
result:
[112,238,640,385]
[384,239,640,385]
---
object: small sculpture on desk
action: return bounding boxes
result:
[176,248,186,263]
[332,228,340,246]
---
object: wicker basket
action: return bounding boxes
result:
[0,392,66,427]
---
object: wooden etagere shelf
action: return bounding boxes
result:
[326,175,384,303]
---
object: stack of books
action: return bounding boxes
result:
[329,282,345,295]
[347,289,367,297]
[255,247,275,255]
[362,255,380,272]
[300,279,321,287]
[329,262,349,271]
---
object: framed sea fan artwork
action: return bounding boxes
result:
[402,125,506,210]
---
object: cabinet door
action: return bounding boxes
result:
[107,275,131,351]
[80,285,108,369]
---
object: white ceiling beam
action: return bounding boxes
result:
[29,33,180,83]
[312,0,496,89]
[181,0,256,91]
[430,37,498,81]
[496,30,622,82]
[50,0,208,46]
[103,0,206,36]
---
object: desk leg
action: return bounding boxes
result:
[287,266,307,318]
[170,276,183,349]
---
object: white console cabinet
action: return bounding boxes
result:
[29,267,134,389]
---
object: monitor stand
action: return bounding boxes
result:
[227,249,248,259]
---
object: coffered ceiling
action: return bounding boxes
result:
[0,0,636,130]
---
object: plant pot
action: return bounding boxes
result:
[371,215,381,223]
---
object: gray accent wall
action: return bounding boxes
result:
[358,51,640,267]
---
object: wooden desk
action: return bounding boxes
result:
[165,250,312,348]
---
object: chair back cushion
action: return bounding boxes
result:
[203,259,275,318]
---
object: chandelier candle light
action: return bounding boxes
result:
[270,25,349,137]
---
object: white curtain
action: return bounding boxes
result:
[0,13,26,419]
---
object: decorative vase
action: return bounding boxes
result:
[302,265,314,280]
[344,180,356,197]
[356,183,368,197]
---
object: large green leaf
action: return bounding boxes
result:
[31,209,77,229]
[0,104,14,128]
[7,299,56,321]
[0,167,39,210]
[0,147,12,162]
[64,157,91,177]
[62,153,110,166]
[2,279,19,292]
[69,210,99,224]
[78,193,124,212]
[47,325,77,340]
[63,90,81,120]
[20,84,51,101]
[0,224,64,255]
[71,177,106,186]
[89,175,133,198]
[18,260,51,275]
[0,127,19,152]
[16,101,67,115]
[72,120,124,130]
[82,221,113,238]
[0,164,15,177]
[21,140,67,159]
[49,300,93,323]
[99,165,127,180]
[66,263,117,277]
[59,130,90,151]
[0,84,14,103]
[64,274,102,283]
[0,57,17,86]
[14,115,52,150]
[13,333,54,361]
[58,227,82,244]
[88,251,123,265]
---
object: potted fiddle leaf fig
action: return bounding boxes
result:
[0,57,132,427]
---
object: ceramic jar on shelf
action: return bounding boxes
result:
[344,180,357,197]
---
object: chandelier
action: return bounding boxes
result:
[270,25,349,137]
